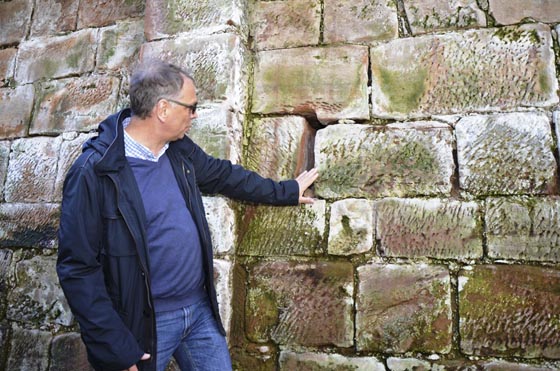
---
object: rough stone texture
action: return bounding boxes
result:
[0,48,16,87]
[0,86,34,138]
[15,29,97,84]
[51,333,94,371]
[189,105,237,162]
[0,203,59,249]
[456,112,557,196]
[0,0,32,46]
[489,0,560,25]
[328,199,375,256]
[0,141,10,199]
[145,0,244,41]
[30,0,79,37]
[246,260,354,347]
[31,75,120,135]
[249,0,321,50]
[0,323,8,370]
[387,357,432,370]
[5,136,62,203]
[357,263,452,353]
[245,116,313,180]
[0,249,12,280]
[459,265,560,358]
[97,20,144,71]
[403,0,485,35]
[315,122,454,199]
[323,0,398,44]
[6,326,51,371]
[77,0,144,28]
[214,259,232,336]
[370,24,558,119]
[238,201,326,256]
[279,351,385,371]
[203,197,236,255]
[376,198,482,260]
[252,46,369,124]
[388,357,559,370]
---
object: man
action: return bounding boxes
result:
[57,59,318,371]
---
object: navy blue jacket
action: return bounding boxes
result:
[57,109,299,371]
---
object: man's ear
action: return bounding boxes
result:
[155,99,168,122]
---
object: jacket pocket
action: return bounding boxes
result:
[102,213,137,257]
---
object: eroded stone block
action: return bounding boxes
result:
[0,48,16,87]
[489,0,560,24]
[371,24,558,119]
[459,265,560,358]
[0,0,32,46]
[328,199,374,256]
[77,0,144,28]
[315,122,454,199]
[0,86,33,138]
[238,201,326,256]
[376,198,482,260]
[7,326,51,371]
[0,141,10,197]
[279,351,384,371]
[189,105,236,162]
[252,46,369,124]
[214,259,232,336]
[51,333,94,371]
[387,357,432,371]
[246,260,354,347]
[357,263,452,353]
[0,203,59,249]
[403,0,485,35]
[97,20,144,71]
[324,0,398,44]
[30,0,79,37]
[203,197,236,255]
[456,112,557,196]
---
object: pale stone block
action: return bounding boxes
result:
[403,0,485,35]
[51,333,94,371]
[0,48,16,87]
[0,86,34,138]
[7,326,51,371]
[0,141,11,198]
[328,199,374,256]
[387,357,432,371]
[315,122,454,199]
[213,259,232,336]
[0,0,32,46]
[203,197,236,255]
[489,0,560,25]
[30,0,79,37]
[371,24,558,119]
[456,112,557,195]
[279,351,385,371]
[324,0,398,44]
[252,46,369,124]
[97,20,144,71]
[77,0,144,28]
[0,203,60,249]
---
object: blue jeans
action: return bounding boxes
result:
[155,298,232,371]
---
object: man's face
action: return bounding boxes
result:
[164,76,198,142]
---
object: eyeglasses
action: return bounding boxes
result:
[163,98,197,114]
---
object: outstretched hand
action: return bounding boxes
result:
[295,168,319,204]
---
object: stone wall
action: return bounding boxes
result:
[0,0,559,370]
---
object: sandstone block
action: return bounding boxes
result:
[389,358,558,370]
[5,136,62,202]
[357,263,452,353]
[203,197,236,255]
[214,259,232,336]
[51,333,94,371]
[387,357,432,371]
[249,0,321,50]
[97,20,144,71]
[459,265,560,358]
[77,0,144,28]
[323,0,398,44]
[252,46,369,124]
[279,351,385,371]
[0,48,16,87]
[6,326,51,371]
[0,0,32,46]
[0,203,59,249]
[371,24,558,119]
[189,105,237,162]
[0,86,33,138]
[0,323,7,370]
[489,0,560,25]
[376,198,482,260]
[15,29,97,84]
[246,260,354,347]
[30,0,79,37]
[245,116,313,180]
[0,141,10,197]
[456,112,557,196]
[328,199,374,256]
[403,0,485,35]
[238,201,326,256]
[31,75,120,135]
[315,122,454,199]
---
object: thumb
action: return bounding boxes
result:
[141,353,151,361]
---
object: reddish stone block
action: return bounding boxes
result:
[77,0,144,28]
[0,0,32,46]
[51,333,94,371]
[0,48,16,87]
[0,86,33,138]
[30,0,79,37]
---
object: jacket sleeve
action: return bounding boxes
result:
[56,160,144,370]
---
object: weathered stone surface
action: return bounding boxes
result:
[279,351,385,371]
[30,0,79,37]
[5,136,62,202]
[489,0,560,25]
[0,0,32,46]
[189,105,236,162]
[252,46,369,124]
[0,203,59,249]
[31,75,120,135]
[146,0,244,40]
[77,0,144,28]
[328,199,374,256]
[0,141,10,198]
[388,358,559,370]
[486,197,560,262]
[0,249,12,280]
[231,344,277,371]
[371,24,558,119]
[0,86,33,138]
[456,112,557,196]
[51,333,94,371]
[357,263,452,353]
[0,48,16,87]
[245,116,313,180]
[203,197,236,255]
[214,259,232,336]
[403,0,485,35]
[97,20,144,71]
[7,254,72,326]
[315,122,454,199]
[249,0,321,50]
[15,29,97,84]
[0,323,8,370]
[376,198,482,260]
[246,260,354,347]
[238,201,326,256]
[387,357,432,371]
[459,265,560,358]
[324,0,398,44]
[6,326,51,371]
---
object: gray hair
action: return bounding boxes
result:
[129,59,194,119]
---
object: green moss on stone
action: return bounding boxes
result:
[376,65,427,114]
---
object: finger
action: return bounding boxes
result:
[299,196,315,204]
[141,353,151,361]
